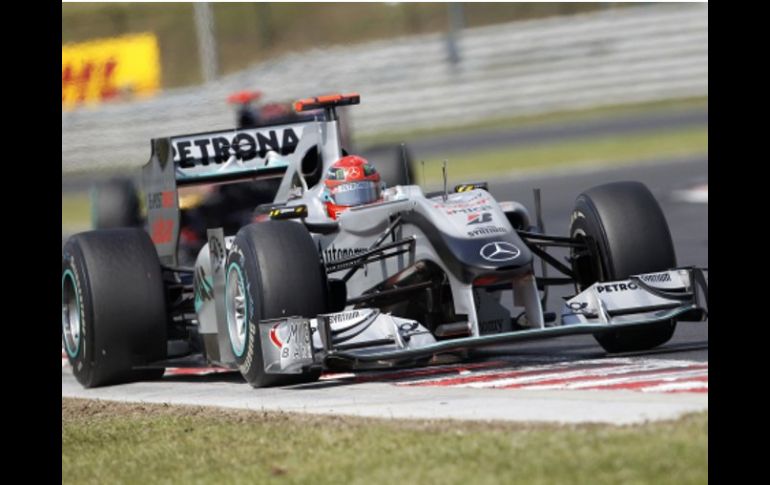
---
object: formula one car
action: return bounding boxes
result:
[62,93,708,388]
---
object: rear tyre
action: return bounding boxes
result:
[225,221,327,387]
[569,181,677,353]
[91,177,142,229]
[62,229,167,387]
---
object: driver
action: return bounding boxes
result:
[322,155,383,219]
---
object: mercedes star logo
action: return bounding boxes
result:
[480,241,521,262]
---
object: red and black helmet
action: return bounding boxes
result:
[323,155,381,218]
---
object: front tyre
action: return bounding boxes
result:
[570,181,677,353]
[225,221,327,387]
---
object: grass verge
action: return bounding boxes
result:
[62,398,707,485]
[357,97,708,146]
[418,125,707,184]
[62,193,92,232]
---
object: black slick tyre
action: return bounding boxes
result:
[61,229,167,387]
[91,177,142,229]
[569,181,677,353]
[225,221,327,388]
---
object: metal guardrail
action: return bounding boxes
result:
[62,4,707,173]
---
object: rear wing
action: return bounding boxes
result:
[142,119,325,265]
[141,92,359,265]
[169,121,319,186]
[294,93,360,113]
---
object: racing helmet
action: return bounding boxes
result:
[323,155,382,219]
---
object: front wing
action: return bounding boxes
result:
[260,268,708,372]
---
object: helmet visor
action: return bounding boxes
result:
[330,181,380,206]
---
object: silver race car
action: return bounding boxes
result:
[61,93,708,388]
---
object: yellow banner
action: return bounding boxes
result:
[62,33,161,109]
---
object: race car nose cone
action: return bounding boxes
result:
[447,233,533,283]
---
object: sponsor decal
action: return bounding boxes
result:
[147,191,175,210]
[62,33,160,109]
[467,226,507,237]
[566,301,596,317]
[398,321,426,340]
[639,272,672,283]
[433,194,489,211]
[446,205,494,216]
[327,168,347,181]
[480,319,504,333]
[173,128,299,167]
[480,242,521,262]
[334,181,369,193]
[347,167,362,178]
[467,212,493,225]
[323,245,367,263]
[150,218,174,244]
[568,301,589,312]
[162,191,175,208]
[327,311,361,324]
[269,323,283,349]
[596,282,639,293]
[280,321,313,361]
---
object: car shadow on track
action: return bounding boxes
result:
[607,341,709,359]
[154,340,708,390]
[160,371,245,384]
